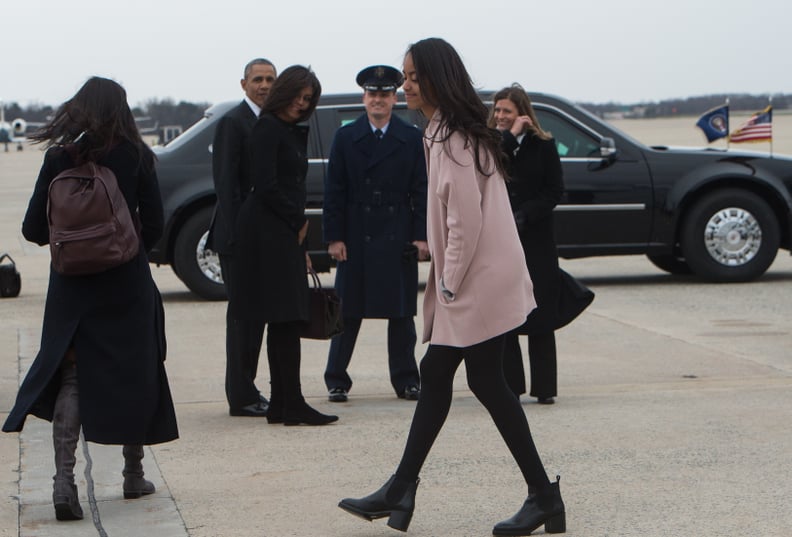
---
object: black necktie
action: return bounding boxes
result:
[374,128,383,141]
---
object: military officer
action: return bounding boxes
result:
[323,65,429,402]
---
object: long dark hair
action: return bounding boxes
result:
[262,65,321,123]
[406,37,506,178]
[487,83,551,141]
[29,76,153,166]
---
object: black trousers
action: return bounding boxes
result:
[220,254,265,409]
[324,316,420,395]
[265,320,307,413]
[394,334,550,490]
[502,329,557,398]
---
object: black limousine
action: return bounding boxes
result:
[150,93,792,299]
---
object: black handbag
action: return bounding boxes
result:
[299,268,344,340]
[0,253,21,298]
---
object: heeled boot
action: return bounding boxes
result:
[493,476,565,536]
[122,445,156,499]
[52,361,83,521]
[271,332,337,425]
[283,396,338,426]
[338,475,420,532]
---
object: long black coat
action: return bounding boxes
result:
[2,142,179,446]
[322,114,427,319]
[228,112,310,322]
[206,100,258,255]
[503,131,594,334]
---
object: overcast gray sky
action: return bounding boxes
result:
[2,0,789,108]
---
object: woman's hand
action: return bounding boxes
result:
[510,115,533,137]
[298,220,309,244]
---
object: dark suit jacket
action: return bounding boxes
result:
[207,100,258,255]
[322,113,427,319]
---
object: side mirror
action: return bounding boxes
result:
[600,137,618,161]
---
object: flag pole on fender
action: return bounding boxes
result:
[729,101,773,156]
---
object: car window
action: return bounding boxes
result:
[335,107,423,130]
[536,109,600,158]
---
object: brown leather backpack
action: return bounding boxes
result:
[47,156,139,275]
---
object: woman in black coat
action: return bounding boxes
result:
[228,65,337,426]
[489,84,593,404]
[2,77,178,521]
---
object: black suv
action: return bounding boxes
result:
[151,92,792,299]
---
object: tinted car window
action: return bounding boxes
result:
[536,109,600,158]
[335,106,423,133]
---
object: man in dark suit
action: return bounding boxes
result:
[323,65,429,403]
[207,58,276,416]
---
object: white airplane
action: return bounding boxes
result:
[0,99,39,151]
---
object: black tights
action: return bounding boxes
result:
[394,334,550,492]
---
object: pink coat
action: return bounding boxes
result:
[422,112,536,347]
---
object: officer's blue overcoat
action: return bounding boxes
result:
[323,114,427,318]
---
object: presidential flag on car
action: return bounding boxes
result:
[729,106,772,143]
[695,105,729,143]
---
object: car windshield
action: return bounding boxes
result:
[156,102,236,152]
[158,114,211,151]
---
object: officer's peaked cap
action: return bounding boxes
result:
[356,65,404,92]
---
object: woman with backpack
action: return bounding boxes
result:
[2,76,178,521]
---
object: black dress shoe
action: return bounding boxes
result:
[259,394,270,405]
[339,475,420,532]
[537,397,555,405]
[493,476,565,536]
[328,387,348,402]
[229,400,269,417]
[398,385,420,401]
[265,406,283,424]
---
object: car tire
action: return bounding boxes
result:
[647,253,692,275]
[172,206,227,300]
[680,189,779,282]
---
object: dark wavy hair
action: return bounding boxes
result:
[406,37,506,178]
[29,76,153,166]
[262,65,321,123]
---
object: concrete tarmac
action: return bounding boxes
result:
[2,145,792,536]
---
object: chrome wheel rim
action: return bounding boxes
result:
[703,207,762,266]
[196,231,224,284]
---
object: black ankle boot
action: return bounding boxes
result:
[283,399,338,426]
[493,476,565,536]
[338,475,419,532]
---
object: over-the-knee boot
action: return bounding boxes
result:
[52,361,83,521]
[122,445,155,499]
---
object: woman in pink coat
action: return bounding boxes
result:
[338,38,566,536]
